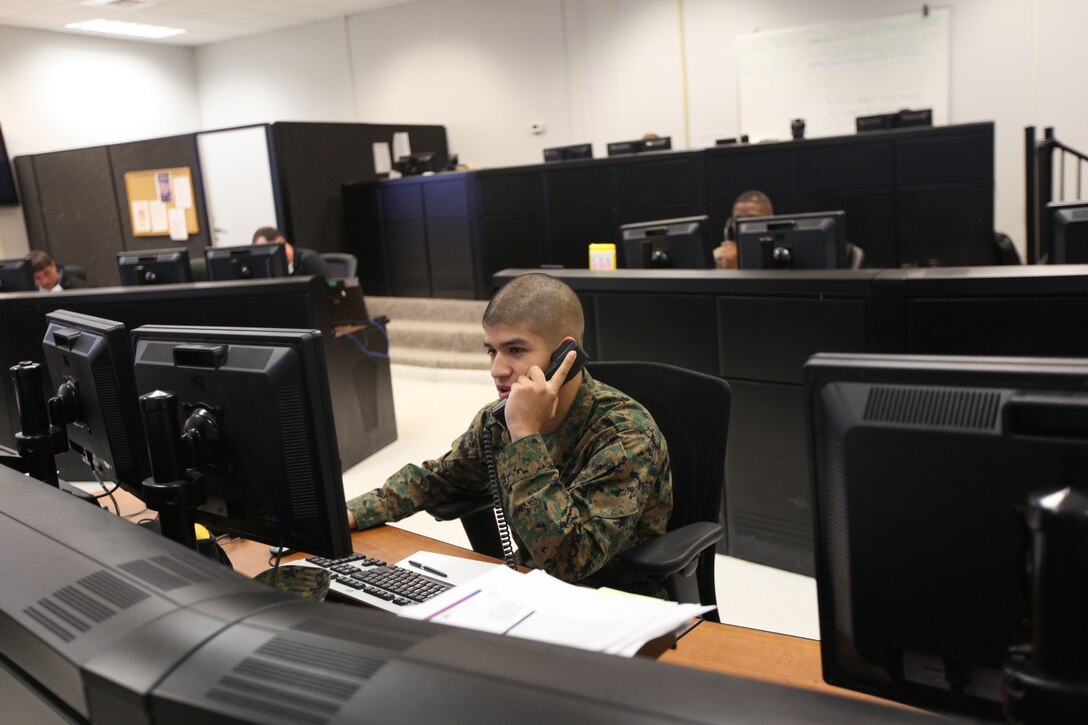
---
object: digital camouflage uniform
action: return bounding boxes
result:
[345,372,672,597]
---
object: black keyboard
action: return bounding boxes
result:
[304,553,454,612]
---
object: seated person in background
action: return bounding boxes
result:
[345,273,673,596]
[30,249,86,292]
[714,190,774,269]
[251,226,330,278]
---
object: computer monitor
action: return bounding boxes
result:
[737,211,847,269]
[806,352,1088,718]
[41,310,150,489]
[204,243,288,281]
[607,137,673,156]
[620,215,713,269]
[117,247,193,286]
[0,123,17,206]
[130,324,351,559]
[0,257,34,292]
[1047,200,1088,264]
[543,143,593,163]
[856,109,933,133]
[394,151,439,176]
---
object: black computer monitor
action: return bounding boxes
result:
[204,243,288,281]
[0,123,17,206]
[117,247,193,286]
[394,151,439,176]
[620,215,713,269]
[0,257,34,292]
[1047,200,1088,264]
[543,143,593,163]
[41,310,151,489]
[806,352,1088,718]
[130,324,351,558]
[737,211,847,269]
[607,137,673,156]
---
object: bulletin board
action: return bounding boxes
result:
[123,167,199,239]
[737,8,951,141]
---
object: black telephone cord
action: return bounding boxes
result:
[484,427,518,570]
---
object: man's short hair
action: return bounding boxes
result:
[733,190,774,215]
[27,249,54,273]
[483,273,585,348]
[252,226,284,244]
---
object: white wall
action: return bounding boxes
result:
[0,25,200,257]
[347,0,569,169]
[195,19,356,129]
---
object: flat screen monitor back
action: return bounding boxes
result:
[1048,200,1088,264]
[620,215,713,269]
[131,324,351,559]
[806,352,1088,718]
[737,211,847,269]
[204,243,288,281]
[0,257,34,292]
[117,248,193,286]
[41,310,150,490]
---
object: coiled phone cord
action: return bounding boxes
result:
[484,427,518,570]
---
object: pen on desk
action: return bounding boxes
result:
[409,560,448,578]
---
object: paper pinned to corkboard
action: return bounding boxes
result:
[124,167,198,237]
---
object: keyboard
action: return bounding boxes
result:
[298,550,499,614]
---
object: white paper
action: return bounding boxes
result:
[149,201,168,233]
[372,142,392,174]
[131,200,151,233]
[167,207,188,241]
[392,131,411,161]
[172,174,193,209]
[402,565,713,657]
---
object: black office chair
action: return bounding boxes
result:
[429,361,730,619]
[321,252,358,279]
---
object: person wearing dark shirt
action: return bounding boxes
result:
[713,190,774,269]
[29,249,86,292]
[251,226,330,278]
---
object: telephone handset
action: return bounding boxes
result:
[491,338,589,428]
[485,338,588,569]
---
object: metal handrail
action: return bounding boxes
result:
[1026,126,1088,263]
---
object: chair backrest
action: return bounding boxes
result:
[587,361,730,534]
[321,252,358,279]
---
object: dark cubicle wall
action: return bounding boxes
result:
[14,122,447,287]
[346,123,996,299]
[0,278,397,479]
[271,122,449,257]
[494,266,1088,575]
[13,146,124,285]
[705,123,994,268]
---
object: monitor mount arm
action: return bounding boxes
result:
[139,390,210,551]
[9,361,68,487]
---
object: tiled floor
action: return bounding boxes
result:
[343,364,820,640]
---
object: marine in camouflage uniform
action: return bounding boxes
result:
[345,371,672,597]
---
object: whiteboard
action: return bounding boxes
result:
[737,8,950,141]
[196,125,278,248]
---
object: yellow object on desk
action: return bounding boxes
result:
[588,243,616,270]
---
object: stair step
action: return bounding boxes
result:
[389,346,491,370]
[367,296,487,325]
[385,319,482,355]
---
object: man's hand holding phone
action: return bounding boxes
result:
[504,348,579,441]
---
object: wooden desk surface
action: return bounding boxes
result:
[110,493,905,711]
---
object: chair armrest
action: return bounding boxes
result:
[427,494,493,521]
[619,522,723,578]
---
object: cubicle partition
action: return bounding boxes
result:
[495,266,1088,575]
[346,122,996,300]
[0,278,396,479]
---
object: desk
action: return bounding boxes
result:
[108,492,903,711]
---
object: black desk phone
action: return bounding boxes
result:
[491,338,589,427]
